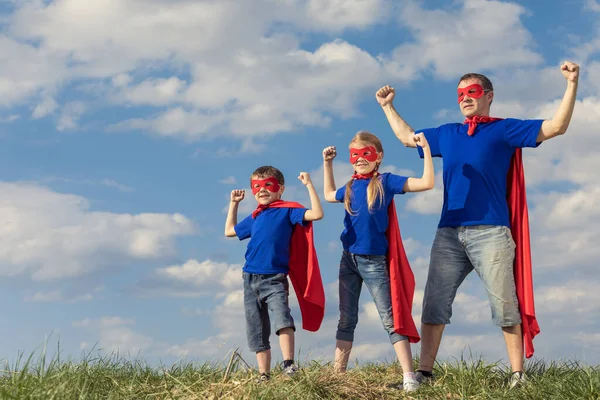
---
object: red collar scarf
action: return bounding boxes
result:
[251,200,325,332]
[464,116,540,358]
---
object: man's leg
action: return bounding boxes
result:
[465,226,523,373]
[502,325,523,372]
[335,252,362,373]
[420,228,473,373]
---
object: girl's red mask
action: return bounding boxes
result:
[457,83,487,103]
[251,177,281,195]
[349,146,378,164]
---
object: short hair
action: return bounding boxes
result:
[458,73,494,92]
[251,165,285,185]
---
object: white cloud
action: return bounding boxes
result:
[24,290,94,303]
[0,182,195,281]
[586,0,600,12]
[219,176,237,184]
[117,77,187,106]
[404,171,443,215]
[32,96,58,119]
[385,0,542,80]
[74,316,153,355]
[142,259,242,298]
[57,101,86,131]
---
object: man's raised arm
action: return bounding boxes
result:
[377,85,417,148]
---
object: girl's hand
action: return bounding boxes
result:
[414,132,429,149]
[323,146,337,161]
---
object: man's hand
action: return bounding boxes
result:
[230,189,245,203]
[414,132,429,148]
[323,146,337,161]
[298,172,313,186]
[376,85,395,107]
[561,61,580,83]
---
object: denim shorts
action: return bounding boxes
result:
[421,225,521,327]
[243,272,295,352]
[336,251,407,344]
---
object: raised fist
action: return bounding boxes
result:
[376,85,395,106]
[414,132,429,149]
[298,172,312,186]
[323,146,337,161]
[230,189,245,203]
[560,61,579,83]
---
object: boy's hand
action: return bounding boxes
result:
[376,85,395,107]
[230,189,245,203]
[298,172,313,186]
[323,146,337,161]
[414,132,429,149]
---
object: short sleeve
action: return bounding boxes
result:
[234,215,253,240]
[385,173,408,195]
[335,186,346,202]
[504,118,544,149]
[289,208,308,225]
[415,127,443,158]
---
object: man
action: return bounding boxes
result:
[376,61,579,387]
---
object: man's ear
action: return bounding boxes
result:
[487,90,494,105]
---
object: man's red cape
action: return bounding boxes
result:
[466,116,540,358]
[252,200,325,331]
[387,199,420,343]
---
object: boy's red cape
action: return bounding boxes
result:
[466,116,541,358]
[252,200,325,331]
[387,199,421,343]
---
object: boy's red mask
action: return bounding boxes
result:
[457,83,487,103]
[349,146,378,164]
[251,177,281,195]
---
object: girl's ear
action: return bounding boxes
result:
[279,185,285,195]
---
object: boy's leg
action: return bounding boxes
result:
[335,251,362,372]
[465,225,523,372]
[262,273,297,371]
[420,228,473,374]
[243,273,272,375]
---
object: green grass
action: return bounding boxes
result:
[0,347,598,399]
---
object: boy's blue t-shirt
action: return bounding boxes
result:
[234,207,307,274]
[335,172,408,256]
[416,118,543,228]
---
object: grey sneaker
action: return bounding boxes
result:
[283,364,299,377]
[509,371,527,389]
[415,370,435,384]
[256,372,270,383]
[402,381,420,392]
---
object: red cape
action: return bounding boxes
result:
[387,199,420,343]
[507,149,540,358]
[252,200,325,332]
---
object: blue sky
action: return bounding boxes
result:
[1,0,600,368]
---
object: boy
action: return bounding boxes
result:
[224,165,325,381]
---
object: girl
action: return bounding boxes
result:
[322,131,434,392]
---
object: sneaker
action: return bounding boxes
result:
[402,381,420,392]
[256,372,270,383]
[509,371,526,389]
[415,370,435,384]
[283,363,299,377]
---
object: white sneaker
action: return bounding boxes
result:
[402,380,420,392]
[509,371,527,389]
[284,363,299,377]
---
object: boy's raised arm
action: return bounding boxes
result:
[224,189,245,237]
[299,172,324,221]
[403,133,435,193]
[323,146,338,203]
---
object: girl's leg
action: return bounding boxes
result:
[335,251,362,372]
[358,254,415,374]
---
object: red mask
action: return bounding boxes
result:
[349,146,378,164]
[251,177,281,195]
[457,83,487,103]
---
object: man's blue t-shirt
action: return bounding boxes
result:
[234,207,307,274]
[335,172,408,256]
[416,118,543,228]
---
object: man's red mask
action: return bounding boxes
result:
[349,146,378,164]
[457,83,488,103]
[251,177,281,195]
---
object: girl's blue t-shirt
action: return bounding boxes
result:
[335,172,408,255]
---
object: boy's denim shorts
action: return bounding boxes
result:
[422,225,521,327]
[243,272,295,352]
